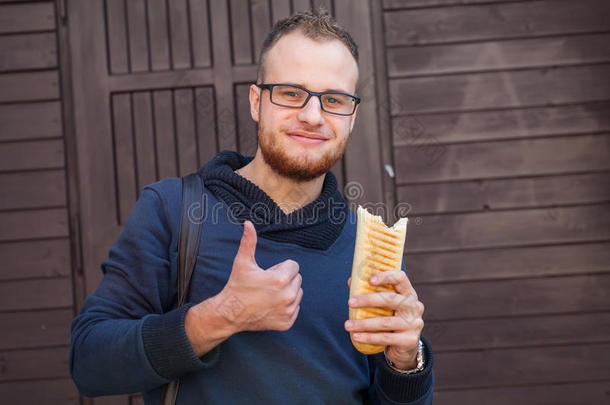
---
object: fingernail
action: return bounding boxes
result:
[370,276,378,283]
[348,298,356,306]
[353,333,361,340]
[345,321,353,329]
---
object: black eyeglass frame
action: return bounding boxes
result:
[256,83,361,116]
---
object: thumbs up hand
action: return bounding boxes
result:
[217,220,303,332]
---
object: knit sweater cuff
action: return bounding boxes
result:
[375,336,434,403]
[142,303,220,380]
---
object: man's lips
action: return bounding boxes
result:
[287,131,329,144]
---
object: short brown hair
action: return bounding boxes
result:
[257,8,359,83]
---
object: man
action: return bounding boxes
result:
[71,9,433,404]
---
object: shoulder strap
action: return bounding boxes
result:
[177,172,205,306]
[162,173,204,405]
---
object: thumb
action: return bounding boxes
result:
[235,220,258,265]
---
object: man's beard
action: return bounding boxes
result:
[257,122,349,182]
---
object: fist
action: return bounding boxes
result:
[217,221,303,332]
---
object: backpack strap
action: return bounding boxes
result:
[177,172,205,306]
[162,173,205,405]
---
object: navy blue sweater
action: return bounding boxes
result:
[70,152,434,404]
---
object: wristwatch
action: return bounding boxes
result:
[384,340,425,374]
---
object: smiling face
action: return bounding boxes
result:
[249,29,359,182]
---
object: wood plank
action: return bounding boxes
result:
[111,93,137,225]
[0,309,72,350]
[194,86,218,166]
[393,102,610,146]
[168,0,192,69]
[126,0,149,72]
[152,90,178,178]
[0,32,57,72]
[385,0,610,46]
[251,0,271,63]
[388,33,610,78]
[0,379,79,405]
[434,381,610,405]
[425,312,610,352]
[395,134,610,184]
[0,277,72,312]
[209,0,237,151]
[418,274,610,320]
[0,239,71,280]
[0,100,62,142]
[229,0,253,65]
[271,0,292,21]
[189,0,212,68]
[147,0,170,71]
[0,169,66,210]
[336,0,385,207]
[0,347,70,381]
[107,67,214,93]
[235,83,258,156]
[0,139,64,172]
[479,172,610,210]
[105,0,129,74]
[384,0,509,9]
[132,92,156,191]
[398,172,610,215]
[408,242,610,284]
[0,2,55,34]
[390,64,610,115]
[434,343,610,389]
[0,71,59,103]
[407,204,610,253]
[292,0,313,12]
[0,208,69,242]
[174,88,198,176]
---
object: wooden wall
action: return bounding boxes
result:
[383,0,610,403]
[2,0,609,404]
[0,0,79,403]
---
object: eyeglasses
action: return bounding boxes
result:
[256,83,360,116]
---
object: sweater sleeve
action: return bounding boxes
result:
[370,335,434,404]
[70,185,219,397]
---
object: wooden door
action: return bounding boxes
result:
[67,0,386,402]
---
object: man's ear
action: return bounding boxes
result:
[249,84,261,123]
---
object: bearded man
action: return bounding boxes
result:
[71,9,434,405]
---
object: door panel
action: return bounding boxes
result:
[67,1,384,403]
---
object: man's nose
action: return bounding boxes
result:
[297,95,324,126]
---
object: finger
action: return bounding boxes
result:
[370,270,414,296]
[347,277,351,288]
[235,221,258,265]
[345,315,412,333]
[349,291,419,311]
[287,272,302,296]
[351,331,419,347]
[268,259,300,280]
[288,287,304,311]
[288,304,301,325]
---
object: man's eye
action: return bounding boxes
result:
[326,96,344,105]
[283,91,300,97]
